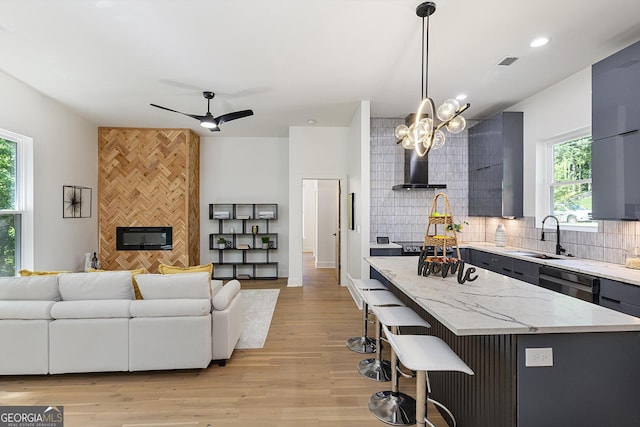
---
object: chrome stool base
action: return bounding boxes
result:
[369,390,416,426]
[358,358,392,382]
[346,336,375,354]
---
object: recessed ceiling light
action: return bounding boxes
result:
[306,119,317,125]
[456,94,468,101]
[530,37,550,48]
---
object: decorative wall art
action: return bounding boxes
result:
[347,193,355,230]
[62,185,92,218]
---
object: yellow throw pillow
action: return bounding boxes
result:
[158,263,213,277]
[88,267,147,300]
[19,269,69,276]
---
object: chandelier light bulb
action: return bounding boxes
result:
[419,117,433,133]
[395,124,410,140]
[431,129,446,149]
[401,135,414,149]
[446,115,466,134]
[436,99,460,121]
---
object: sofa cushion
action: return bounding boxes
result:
[89,267,146,300]
[212,280,241,310]
[51,300,132,319]
[130,299,211,317]
[57,271,134,301]
[135,272,211,299]
[0,276,61,301]
[0,301,57,319]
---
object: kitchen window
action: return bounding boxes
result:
[547,135,596,229]
[0,128,33,276]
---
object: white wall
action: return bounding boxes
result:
[0,71,98,272]
[346,101,370,280]
[199,136,289,276]
[288,126,349,286]
[508,67,592,220]
[302,180,317,253]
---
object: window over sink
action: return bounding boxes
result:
[547,134,596,230]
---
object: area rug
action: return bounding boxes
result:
[235,289,280,349]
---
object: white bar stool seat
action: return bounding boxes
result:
[346,279,388,354]
[359,305,431,384]
[379,324,474,427]
[367,306,431,425]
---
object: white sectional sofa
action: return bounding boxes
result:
[0,271,243,375]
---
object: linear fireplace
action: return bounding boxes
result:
[116,227,173,250]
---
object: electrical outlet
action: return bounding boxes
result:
[525,347,553,367]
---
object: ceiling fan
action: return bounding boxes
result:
[150,91,253,132]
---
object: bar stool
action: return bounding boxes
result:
[367,306,431,425]
[346,279,389,354]
[356,291,407,382]
[377,324,474,427]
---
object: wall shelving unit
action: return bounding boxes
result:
[209,203,278,280]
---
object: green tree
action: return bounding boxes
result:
[553,136,592,204]
[0,137,17,276]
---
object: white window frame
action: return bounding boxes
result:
[544,127,597,232]
[0,128,34,273]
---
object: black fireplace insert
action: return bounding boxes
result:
[116,226,172,250]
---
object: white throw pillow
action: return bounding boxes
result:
[212,280,241,310]
[135,272,210,299]
[58,271,134,301]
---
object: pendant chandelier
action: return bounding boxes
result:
[395,2,470,157]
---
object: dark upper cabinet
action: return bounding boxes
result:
[592,40,640,141]
[592,40,640,220]
[468,111,524,217]
[592,131,640,220]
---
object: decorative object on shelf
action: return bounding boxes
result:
[495,224,507,247]
[348,192,355,230]
[217,237,227,249]
[261,236,270,249]
[252,225,259,235]
[258,211,275,219]
[237,215,250,220]
[90,252,99,269]
[62,185,92,218]
[213,211,230,219]
[394,2,470,157]
[237,244,250,250]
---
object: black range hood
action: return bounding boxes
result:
[392,149,446,190]
[392,114,446,190]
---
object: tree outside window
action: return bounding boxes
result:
[550,136,595,226]
[0,137,19,276]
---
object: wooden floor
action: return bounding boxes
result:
[0,254,447,427]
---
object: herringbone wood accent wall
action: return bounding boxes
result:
[98,128,200,272]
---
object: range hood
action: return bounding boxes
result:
[392,149,446,190]
[392,114,446,190]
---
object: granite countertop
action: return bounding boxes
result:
[461,242,640,286]
[366,256,640,336]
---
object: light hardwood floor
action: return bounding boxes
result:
[0,254,447,427]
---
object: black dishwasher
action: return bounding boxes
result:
[538,266,600,303]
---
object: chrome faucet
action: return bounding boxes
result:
[541,215,565,256]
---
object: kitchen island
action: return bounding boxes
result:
[366,256,640,427]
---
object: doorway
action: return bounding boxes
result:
[302,179,340,285]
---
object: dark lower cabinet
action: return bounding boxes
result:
[468,248,539,285]
[369,246,402,282]
[599,278,640,317]
[511,259,539,285]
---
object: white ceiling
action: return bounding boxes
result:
[1,0,640,138]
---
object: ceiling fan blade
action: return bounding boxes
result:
[150,104,206,121]
[209,127,221,132]
[215,109,254,126]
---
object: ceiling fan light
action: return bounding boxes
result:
[200,119,217,129]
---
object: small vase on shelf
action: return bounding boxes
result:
[495,224,507,247]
